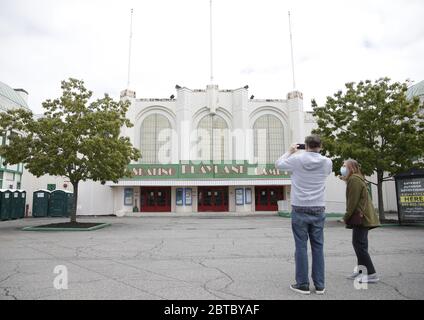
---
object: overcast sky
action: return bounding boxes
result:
[1,0,423,114]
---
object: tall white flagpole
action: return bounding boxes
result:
[127,8,134,89]
[288,11,296,90]
[210,0,214,84]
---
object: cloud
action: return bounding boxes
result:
[0,0,423,114]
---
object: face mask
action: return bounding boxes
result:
[340,167,349,177]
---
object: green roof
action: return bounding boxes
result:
[0,81,29,109]
[406,80,424,100]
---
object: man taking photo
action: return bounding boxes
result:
[275,135,332,295]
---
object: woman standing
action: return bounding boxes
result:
[340,159,380,283]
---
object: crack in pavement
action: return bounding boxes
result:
[147,240,165,259]
[384,272,424,278]
[0,264,21,285]
[21,243,167,300]
[207,244,216,254]
[1,287,18,300]
[109,258,196,286]
[200,276,228,299]
[119,239,166,260]
[378,280,414,300]
[195,258,251,300]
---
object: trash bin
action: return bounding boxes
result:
[11,189,21,220]
[18,190,26,219]
[0,189,13,221]
[278,200,290,212]
[49,190,74,217]
[32,189,51,217]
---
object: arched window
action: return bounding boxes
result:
[253,115,284,163]
[140,114,172,164]
[197,114,229,162]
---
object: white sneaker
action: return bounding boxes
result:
[346,271,361,280]
[359,273,380,283]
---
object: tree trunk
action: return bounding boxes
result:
[70,181,79,223]
[377,170,385,222]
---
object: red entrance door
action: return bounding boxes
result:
[198,187,229,212]
[255,186,284,211]
[140,187,171,212]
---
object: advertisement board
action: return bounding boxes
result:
[395,169,424,223]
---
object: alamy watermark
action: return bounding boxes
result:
[142,124,282,167]
[353,265,368,290]
[53,265,68,290]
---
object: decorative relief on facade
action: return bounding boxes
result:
[287,91,303,100]
[120,89,136,99]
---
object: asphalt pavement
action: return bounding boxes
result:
[0,215,423,300]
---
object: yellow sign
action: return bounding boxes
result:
[400,196,424,203]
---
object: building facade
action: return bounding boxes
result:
[22,79,424,216]
[0,81,29,189]
[100,84,347,215]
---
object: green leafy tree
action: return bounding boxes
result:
[0,78,141,223]
[312,78,424,221]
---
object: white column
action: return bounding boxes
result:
[119,90,137,152]
[287,91,305,144]
[232,88,249,161]
[207,84,219,115]
[176,88,192,162]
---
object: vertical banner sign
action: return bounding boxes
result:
[235,188,244,205]
[185,188,192,206]
[124,188,133,206]
[176,188,183,206]
[245,188,252,204]
[395,171,424,223]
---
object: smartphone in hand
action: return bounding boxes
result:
[297,144,305,150]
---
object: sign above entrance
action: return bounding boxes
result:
[126,161,290,180]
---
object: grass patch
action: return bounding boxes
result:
[22,222,110,232]
[278,211,291,218]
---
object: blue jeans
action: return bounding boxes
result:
[291,205,326,288]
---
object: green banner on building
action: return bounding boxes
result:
[126,161,290,180]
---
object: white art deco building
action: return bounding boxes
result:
[109,85,307,214]
[21,81,408,216]
[70,84,350,215]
